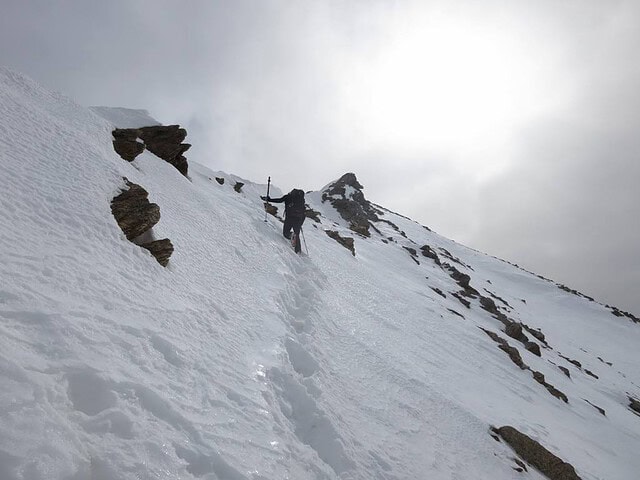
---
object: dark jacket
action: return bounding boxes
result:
[266,190,305,218]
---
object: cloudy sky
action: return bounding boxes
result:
[2,0,639,315]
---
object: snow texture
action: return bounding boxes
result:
[90,106,162,128]
[1,66,640,479]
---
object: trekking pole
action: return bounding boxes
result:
[301,227,309,255]
[263,176,271,222]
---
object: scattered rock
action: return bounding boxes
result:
[505,322,529,344]
[525,342,541,357]
[494,426,582,480]
[325,230,355,256]
[420,245,442,266]
[112,129,145,161]
[483,289,512,309]
[110,178,173,266]
[112,125,190,176]
[138,125,190,176]
[322,173,379,237]
[629,396,640,415]
[451,292,471,309]
[585,369,599,380]
[234,182,244,193]
[532,371,568,403]
[481,328,527,370]
[403,246,420,265]
[439,247,472,269]
[523,325,547,345]
[597,357,612,366]
[559,354,582,369]
[447,308,465,319]
[430,286,446,298]
[140,239,174,267]
[480,296,499,315]
[264,203,278,217]
[558,366,571,378]
[583,399,606,416]
[215,177,224,185]
[111,180,160,241]
[305,206,321,223]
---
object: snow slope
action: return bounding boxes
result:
[1,67,639,480]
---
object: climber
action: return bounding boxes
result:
[261,189,306,253]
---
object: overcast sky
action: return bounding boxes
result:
[2,0,639,315]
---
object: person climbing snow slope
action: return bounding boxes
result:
[261,189,306,253]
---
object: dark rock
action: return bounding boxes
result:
[140,238,173,267]
[111,125,190,176]
[446,265,478,296]
[532,371,568,402]
[325,230,355,256]
[525,342,541,357]
[112,128,145,161]
[264,203,278,217]
[583,399,606,416]
[585,369,599,380]
[447,308,465,319]
[499,344,527,371]
[505,322,529,344]
[480,296,499,315]
[430,286,446,298]
[111,180,160,241]
[629,396,640,415]
[481,329,528,370]
[322,173,379,237]
[451,292,471,309]
[420,245,442,265]
[559,354,582,369]
[305,206,321,223]
[234,182,244,193]
[215,177,225,185]
[403,246,420,265]
[558,366,571,378]
[523,325,547,344]
[496,426,582,480]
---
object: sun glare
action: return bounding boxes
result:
[342,12,544,166]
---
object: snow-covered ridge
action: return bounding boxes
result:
[1,66,639,480]
[90,106,161,128]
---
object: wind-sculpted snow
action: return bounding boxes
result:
[1,67,640,479]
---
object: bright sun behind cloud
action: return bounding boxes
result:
[340,9,559,172]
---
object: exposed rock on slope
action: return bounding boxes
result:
[111,179,173,266]
[494,426,582,480]
[110,180,160,241]
[321,173,380,237]
[112,125,190,176]
[325,230,355,256]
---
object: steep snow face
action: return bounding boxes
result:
[1,67,639,480]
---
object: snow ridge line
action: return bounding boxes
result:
[266,252,356,477]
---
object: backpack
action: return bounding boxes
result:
[286,189,305,217]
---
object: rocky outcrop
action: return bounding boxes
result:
[111,180,160,241]
[420,244,442,266]
[215,177,225,185]
[140,239,174,267]
[321,173,380,237]
[234,182,244,193]
[629,396,640,415]
[112,129,145,161]
[112,125,190,176]
[481,328,567,402]
[111,178,173,266]
[325,230,355,256]
[493,426,582,480]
